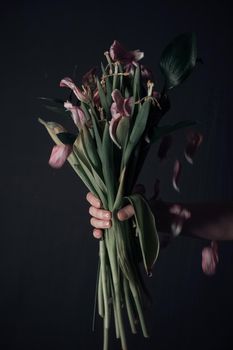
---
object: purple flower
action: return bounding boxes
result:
[60,77,89,103]
[109,40,144,66]
[109,89,134,148]
[48,144,72,169]
[64,101,85,130]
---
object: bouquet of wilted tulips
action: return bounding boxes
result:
[39,33,199,350]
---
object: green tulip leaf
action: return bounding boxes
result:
[150,120,197,143]
[125,193,160,275]
[160,32,197,90]
[57,132,77,145]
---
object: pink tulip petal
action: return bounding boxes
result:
[123,97,134,117]
[110,102,121,119]
[158,135,172,161]
[172,159,182,192]
[64,101,85,129]
[48,144,72,169]
[60,77,89,103]
[169,204,191,237]
[202,243,218,276]
[93,89,100,107]
[111,90,125,115]
[109,115,122,148]
[184,131,203,164]
[109,40,144,65]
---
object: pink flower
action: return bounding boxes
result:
[202,241,219,276]
[60,77,89,103]
[48,144,72,169]
[109,40,144,66]
[184,131,203,164]
[64,101,85,130]
[109,89,134,148]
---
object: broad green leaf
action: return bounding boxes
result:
[57,132,77,145]
[38,118,95,193]
[133,64,141,101]
[160,32,197,90]
[123,100,151,168]
[96,77,110,117]
[102,122,115,208]
[38,97,65,105]
[74,134,106,204]
[116,117,130,150]
[113,166,126,210]
[150,120,197,143]
[38,118,66,145]
[125,193,160,275]
[85,104,103,161]
[101,62,112,107]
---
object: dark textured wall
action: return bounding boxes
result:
[1,1,233,349]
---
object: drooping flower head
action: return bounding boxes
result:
[49,144,72,169]
[64,101,86,130]
[60,77,89,103]
[109,40,144,68]
[109,89,134,148]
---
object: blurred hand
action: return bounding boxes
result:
[86,192,135,239]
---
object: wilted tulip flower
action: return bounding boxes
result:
[48,144,72,168]
[60,77,89,103]
[109,40,144,68]
[109,89,134,148]
[64,101,86,130]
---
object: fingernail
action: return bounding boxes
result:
[104,212,110,219]
[104,221,110,227]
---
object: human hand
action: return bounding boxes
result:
[86,192,136,239]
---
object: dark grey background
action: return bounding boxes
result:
[1,0,233,349]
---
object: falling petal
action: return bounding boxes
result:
[169,204,191,237]
[202,242,219,276]
[184,131,203,164]
[60,77,89,103]
[157,135,172,161]
[48,144,72,169]
[172,159,182,192]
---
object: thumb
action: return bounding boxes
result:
[117,204,135,221]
